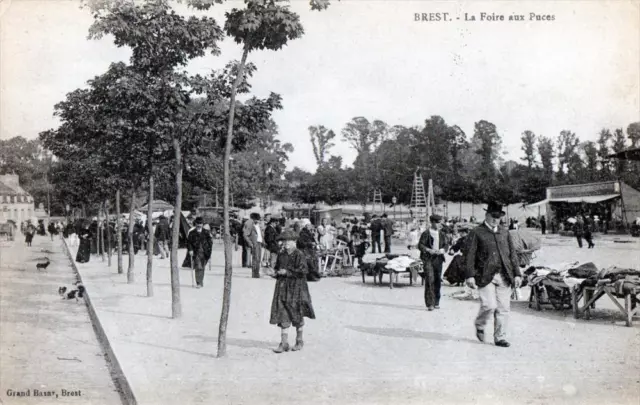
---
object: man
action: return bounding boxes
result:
[540,216,546,235]
[464,201,522,348]
[262,214,272,267]
[381,213,394,253]
[240,217,252,267]
[370,215,382,253]
[187,217,213,288]
[264,218,280,273]
[270,229,316,353]
[418,214,448,311]
[154,215,170,259]
[243,213,263,278]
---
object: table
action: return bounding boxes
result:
[361,260,423,289]
[573,283,639,327]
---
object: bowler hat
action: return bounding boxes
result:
[484,201,506,216]
[194,217,204,225]
[277,229,298,241]
[429,214,442,223]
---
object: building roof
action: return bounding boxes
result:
[0,181,19,195]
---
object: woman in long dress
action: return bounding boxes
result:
[270,229,316,353]
[76,222,92,263]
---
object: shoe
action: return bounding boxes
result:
[427,306,434,311]
[273,343,290,354]
[434,304,440,309]
[495,340,511,348]
[196,285,202,289]
[292,339,304,351]
[476,329,485,342]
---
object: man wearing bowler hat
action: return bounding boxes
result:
[418,214,448,311]
[464,201,522,348]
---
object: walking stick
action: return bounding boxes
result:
[190,252,195,288]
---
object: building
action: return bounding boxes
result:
[0,174,36,224]
[533,180,640,231]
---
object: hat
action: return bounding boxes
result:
[194,217,204,225]
[300,218,311,227]
[250,212,261,221]
[277,229,298,241]
[429,214,442,223]
[484,201,506,216]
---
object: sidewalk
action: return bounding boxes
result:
[0,235,121,405]
[69,240,640,405]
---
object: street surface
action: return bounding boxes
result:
[0,234,122,405]
[68,231,640,405]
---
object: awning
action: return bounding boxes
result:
[549,194,620,204]
[526,199,548,208]
[608,147,640,161]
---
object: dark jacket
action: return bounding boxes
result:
[154,218,170,241]
[187,228,213,261]
[382,219,394,235]
[264,224,279,252]
[370,219,382,235]
[463,223,521,288]
[418,229,447,264]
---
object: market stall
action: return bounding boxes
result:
[360,253,423,289]
[525,262,640,326]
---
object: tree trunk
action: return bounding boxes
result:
[116,189,123,274]
[171,137,182,319]
[105,199,112,268]
[100,203,105,262]
[147,172,154,297]
[127,189,136,284]
[218,47,250,358]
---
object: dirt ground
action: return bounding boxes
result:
[60,231,640,405]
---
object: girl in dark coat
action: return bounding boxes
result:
[270,229,316,353]
[76,223,92,263]
[443,228,470,286]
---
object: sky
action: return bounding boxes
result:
[1,0,639,173]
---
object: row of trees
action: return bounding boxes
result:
[282,118,640,207]
[22,0,331,358]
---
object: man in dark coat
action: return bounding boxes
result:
[297,220,321,281]
[187,217,213,288]
[370,215,382,253]
[270,229,316,353]
[155,215,170,259]
[418,214,448,311]
[464,202,522,348]
[540,216,546,235]
[381,213,394,253]
[264,218,280,271]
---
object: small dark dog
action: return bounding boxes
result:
[58,283,85,302]
[36,258,51,270]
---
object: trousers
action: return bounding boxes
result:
[251,244,262,278]
[475,272,511,342]
[371,235,381,253]
[423,258,443,308]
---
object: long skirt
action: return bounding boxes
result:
[76,239,91,263]
[270,277,315,327]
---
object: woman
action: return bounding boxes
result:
[76,222,92,263]
[270,229,316,353]
[25,223,35,247]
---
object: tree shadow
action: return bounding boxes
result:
[339,299,424,311]
[183,334,273,350]
[343,280,417,289]
[346,325,480,345]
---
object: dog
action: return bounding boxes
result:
[36,258,51,270]
[58,283,85,302]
